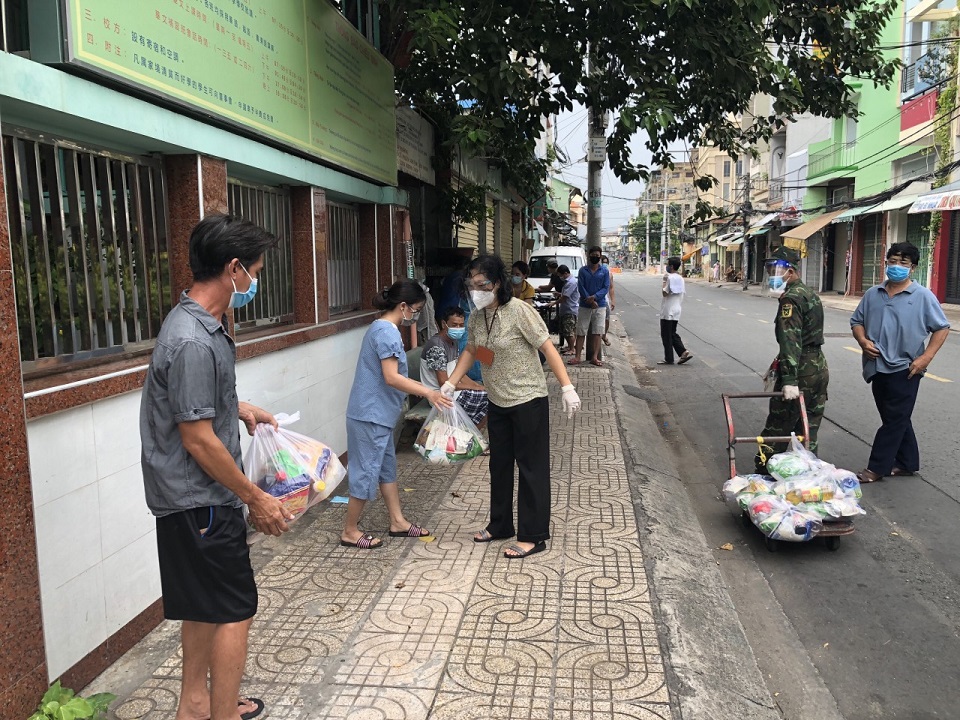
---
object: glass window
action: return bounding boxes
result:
[227,180,295,330]
[723,160,731,177]
[3,131,171,372]
[327,202,361,315]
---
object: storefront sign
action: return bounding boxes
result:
[396,107,435,185]
[66,0,397,185]
[909,189,960,213]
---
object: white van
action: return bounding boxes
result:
[527,245,587,291]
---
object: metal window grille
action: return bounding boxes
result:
[327,202,361,315]
[227,180,294,330]
[2,130,171,371]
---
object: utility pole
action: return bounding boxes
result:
[741,171,752,291]
[586,49,605,249]
[644,188,650,273]
[660,176,668,272]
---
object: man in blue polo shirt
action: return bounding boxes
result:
[569,245,610,367]
[851,242,950,483]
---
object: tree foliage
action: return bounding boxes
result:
[382,0,899,207]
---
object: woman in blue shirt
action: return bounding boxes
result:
[341,280,452,549]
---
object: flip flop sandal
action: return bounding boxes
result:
[503,541,547,559]
[340,533,383,549]
[567,358,583,365]
[389,523,431,537]
[678,353,694,364]
[203,698,265,720]
[890,467,915,476]
[590,360,604,367]
[474,529,512,543]
[239,698,265,720]
[856,469,883,484]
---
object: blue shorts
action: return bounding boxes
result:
[346,418,397,501]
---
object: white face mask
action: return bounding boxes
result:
[471,290,496,310]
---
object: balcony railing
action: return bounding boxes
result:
[769,176,784,203]
[902,53,947,101]
[809,142,857,179]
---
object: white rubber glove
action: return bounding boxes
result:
[440,381,456,398]
[782,385,801,401]
[561,384,581,418]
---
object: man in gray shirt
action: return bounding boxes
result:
[851,242,950,483]
[140,214,292,720]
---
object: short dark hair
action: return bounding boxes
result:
[557,264,571,275]
[546,260,559,269]
[373,279,426,311]
[512,260,530,276]
[189,214,277,282]
[467,254,513,307]
[887,242,919,265]
[667,256,681,272]
[601,254,609,262]
[588,246,602,255]
[442,306,465,322]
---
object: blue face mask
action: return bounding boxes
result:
[447,327,466,340]
[229,264,258,309]
[885,265,910,282]
[768,276,785,292]
[511,275,523,285]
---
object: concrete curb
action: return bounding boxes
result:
[605,317,781,720]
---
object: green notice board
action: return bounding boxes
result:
[66,0,397,185]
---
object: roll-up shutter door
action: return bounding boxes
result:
[861,215,884,291]
[484,199,495,254]
[804,235,823,291]
[458,221,480,252]
[906,213,931,288]
[947,212,960,303]
[498,203,514,265]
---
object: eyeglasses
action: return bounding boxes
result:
[885,259,913,268]
[464,279,493,291]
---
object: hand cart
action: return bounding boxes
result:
[721,391,855,552]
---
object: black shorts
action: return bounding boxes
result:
[156,506,258,623]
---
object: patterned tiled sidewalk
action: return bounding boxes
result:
[100,365,673,720]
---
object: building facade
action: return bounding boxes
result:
[0,2,418,716]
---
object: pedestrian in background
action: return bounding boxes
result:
[601,254,616,347]
[511,260,536,304]
[443,255,581,559]
[140,214,291,720]
[569,245,610,367]
[851,242,950,483]
[536,259,565,294]
[755,247,827,471]
[419,306,489,428]
[553,264,579,355]
[658,256,693,366]
[341,280,453,549]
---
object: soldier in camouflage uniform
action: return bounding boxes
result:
[755,247,829,473]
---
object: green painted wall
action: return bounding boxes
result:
[803,0,911,207]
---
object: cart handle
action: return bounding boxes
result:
[721,392,810,480]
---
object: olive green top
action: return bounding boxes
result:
[775,280,824,386]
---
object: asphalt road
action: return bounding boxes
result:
[613,271,960,720]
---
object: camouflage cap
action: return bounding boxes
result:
[768,246,800,268]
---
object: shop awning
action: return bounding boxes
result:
[873,192,926,214]
[749,212,779,229]
[830,204,880,224]
[718,234,745,247]
[747,226,770,236]
[780,209,846,240]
